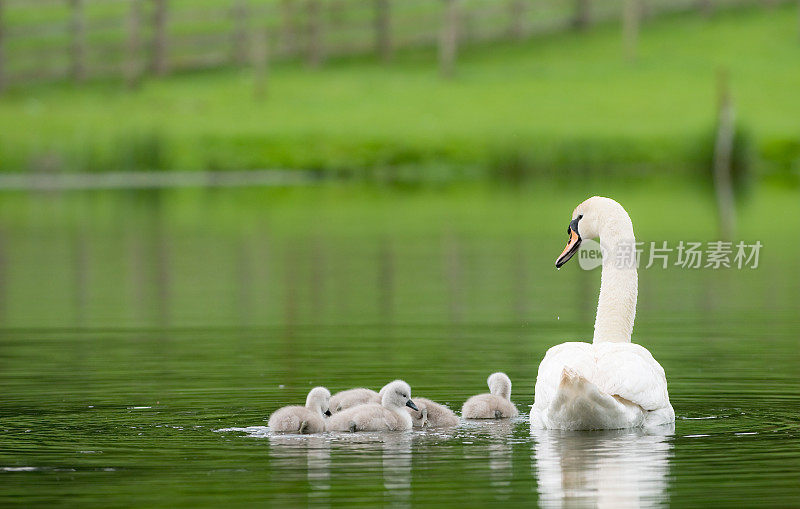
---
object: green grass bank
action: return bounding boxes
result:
[1,5,799,183]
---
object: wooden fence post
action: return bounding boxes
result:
[573,0,591,30]
[713,69,736,240]
[253,25,269,98]
[152,0,168,76]
[439,0,460,78]
[232,0,250,65]
[508,0,525,40]
[622,0,640,62]
[70,0,87,82]
[697,0,713,17]
[306,0,322,68]
[375,0,392,62]
[125,0,142,88]
[0,0,5,93]
[280,0,296,57]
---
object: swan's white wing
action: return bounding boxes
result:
[533,342,671,412]
[533,342,594,410]
[594,342,670,411]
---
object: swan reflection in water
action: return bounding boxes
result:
[269,433,331,502]
[269,430,413,508]
[381,433,413,506]
[460,419,516,500]
[531,424,674,508]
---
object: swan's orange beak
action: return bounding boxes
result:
[556,226,582,268]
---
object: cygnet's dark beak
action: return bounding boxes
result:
[556,216,582,268]
[405,399,419,411]
[324,409,332,417]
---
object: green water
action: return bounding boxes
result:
[1,185,799,507]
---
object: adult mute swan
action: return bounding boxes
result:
[531,197,675,430]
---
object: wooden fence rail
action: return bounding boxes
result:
[0,0,5,93]
[0,0,793,91]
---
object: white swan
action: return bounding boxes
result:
[461,372,519,419]
[329,387,381,413]
[531,196,675,430]
[327,380,418,432]
[268,386,332,433]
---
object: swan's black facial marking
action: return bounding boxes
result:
[569,214,583,236]
[556,214,583,268]
[405,399,419,411]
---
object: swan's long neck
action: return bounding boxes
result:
[593,223,638,343]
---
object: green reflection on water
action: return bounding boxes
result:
[0,184,798,507]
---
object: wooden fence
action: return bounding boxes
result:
[0,0,793,91]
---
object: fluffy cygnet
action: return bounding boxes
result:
[406,397,460,428]
[329,387,381,413]
[461,372,519,419]
[328,380,418,432]
[268,387,332,433]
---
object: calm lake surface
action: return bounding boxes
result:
[0,186,798,507]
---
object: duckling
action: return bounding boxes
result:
[268,386,332,433]
[407,397,459,428]
[328,380,418,432]
[461,373,518,419]
[329,387,381,413]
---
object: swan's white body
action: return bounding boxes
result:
[531,197,675,430]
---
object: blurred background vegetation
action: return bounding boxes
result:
[0,0,798,329]
[0,0,798,187]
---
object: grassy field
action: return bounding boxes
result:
[1,5,799,182]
